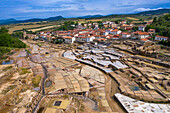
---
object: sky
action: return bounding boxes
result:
[0,0,170,20]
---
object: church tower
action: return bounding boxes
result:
[23,30,26,39]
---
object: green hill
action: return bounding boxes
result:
[145,13,170,37]
[0,16,64,25]
[137,9,170,15]
[0,27,26,56]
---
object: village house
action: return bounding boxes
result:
[140,38,150,43]
[106,34,119,40]
[77,24,83,29]
[40,31,44,34]
[119,21,127,25]
[63,36,75,43]
[93,23,99,27]
[110,23,118,28]
[46,35,52,41]
[148,29,156,34]
[110,29,122,35]
[110,36,119,40]
[101,30,109,36]
[93,35,100,39]
[147,21,153,25]
[138,32,149,39]
[84,23,88,28]
[88,23,92,28]
[79,29,89,34]
[121,32,131,38]
[78,33,90,38]
[103,22,109,28]
[76,36,95,42]
[155,35,168,41]
[39,34,47,39]
[120,24,132,30]
[138,25,146,31]
[94,38,106,42]
[23,32,38,39]
[100,35,107,39]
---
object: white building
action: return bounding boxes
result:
[64,36,75,43]
[110,29,122,35]
[76,36,95,42]
[138,25,145,31]
[103,31,109,36]
[121,32,131,38]
[155,35,168,41]
[138,32,149,39]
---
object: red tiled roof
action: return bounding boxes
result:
[106,34,114,36]
[114,34,120,37]
[78,33,85,35]
[100,35,106,37]
[40,34,46,36]
[63,36,74,39]
[155,35,168,39]
[122,32,131,35]
[121,24,130,27]
[93,35,100,37]
[138,25,145,27]
[138,32,149,35]
[112,29,119,32]
[99,38,106,41]
[141,38,148,41]
[148,29,155,31]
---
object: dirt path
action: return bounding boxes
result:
[105,74,126,113]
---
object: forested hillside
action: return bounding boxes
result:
[0,27,26,56]
[145,14,170,37]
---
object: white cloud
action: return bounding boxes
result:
[15,4,80,13]
[134,7,163,12]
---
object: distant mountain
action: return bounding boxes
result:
[17,16,64,23]
[136,9,170,15]
[44,16,64,21]
[0,18,17,25]
[79,15,103,19]
[0,9,170,25]
[0,16,64,25]
[78,9,170,19]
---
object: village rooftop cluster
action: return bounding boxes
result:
[25,20,169,44]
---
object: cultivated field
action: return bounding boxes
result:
[28,25,60,32]
[77,19,103,23]
[7,24,52,34]
[126,17,139,20]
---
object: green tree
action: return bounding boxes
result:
[145,25,155,32]
[0,26,8,34]
[153,17,157,23]
[12,32,23,39]
[115,20,119,24]
[132,26,138,31]
[0,27,26,48]
[56,21,76,31]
